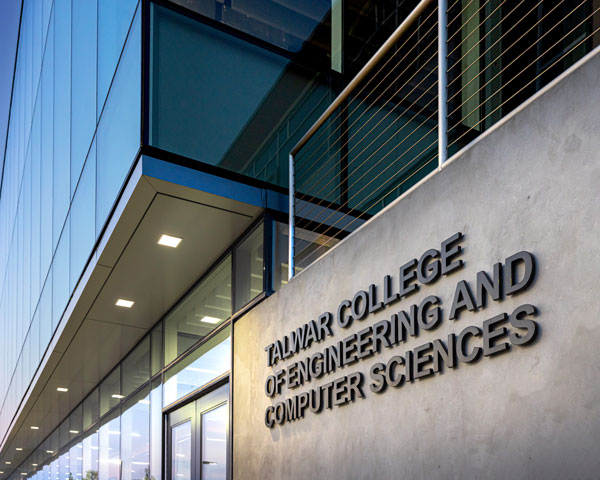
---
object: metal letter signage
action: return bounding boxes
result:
[263,233,540,428]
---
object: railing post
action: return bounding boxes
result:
[438,0,448,168]
[288,153,295,280]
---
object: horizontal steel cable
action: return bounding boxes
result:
[294,113,439,258]
[447,0,529,78]
[296,132,439,264]
[295,13,439,186]
[294,5,439,177]
[446,0,572,110]
[295,69,438,220]
[448,3,598,141]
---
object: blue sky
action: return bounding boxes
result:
[0,0,22,171]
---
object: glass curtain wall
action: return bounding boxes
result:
[0,0,141,440]
[9,220,270,480]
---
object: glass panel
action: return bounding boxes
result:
[149,3,336,189]
[69,443,83,480]
[166,0,331,53]
[99,367,121,417]
[150,5,287,168]
[201,404,227,480]
[122,336,150,398]
[234,224,264,311]
[70,142,96,292]
[98,411,120,480]
[149,380,161,480]
[69,404,83,440]
[164,256,231,365]
[121,386,150,480]
[272,221,289,292]
[170,421,191,480]
[83,388,99,430]
[53,0,70,250]
[59,449,69,480]
[96,9,141,236]
[52,215,70,331]
[59,418,69,449]
[163,327,230,407]
[71,0,97,194]
[82,429,99,480]
[97,0,139,115]
[150,323,163,376]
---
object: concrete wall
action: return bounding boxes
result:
[233,47,600,480]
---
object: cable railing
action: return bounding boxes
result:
[288,0,600,278]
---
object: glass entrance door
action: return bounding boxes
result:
[167,384,229,480]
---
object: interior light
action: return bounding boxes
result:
[158,234,182,248]
[30,426,39,430]
[5,462,10,465]
[199,316,221,324]
[21,473,27,476]
[46,451,53,454]
[69,430,79,434]
[56,387,68,392]
[115,299,134,308]
[111,394,124,399]
[15,448,22,451]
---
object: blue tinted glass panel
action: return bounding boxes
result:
[150,6,287,167]
[96,10,141,236]
[53,4,71,249]
[39,272,52,357]
[71,0,97,195]
[70,142,96,292]
[97,0,139,116]
[40,11,54,281]
[52,216,70,331]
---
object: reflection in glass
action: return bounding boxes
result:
[171,421,191,480]
[121,387,150,480]
[82,429,98,480]
[163,328,230,407]
[122,337,150,398]
[69,443,82,480]
[99,367,121,417]
[98,412,120,480]
[201,404,227,480]
[234,224,264,311]
[83,388,99,430]
[96,9,141,236]
[164,256,231,365]
[149,381,162,480]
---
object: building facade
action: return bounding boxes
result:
[0,0,599,479]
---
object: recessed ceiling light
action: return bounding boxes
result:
[158,234,182,248]
[15,448,22,451]
[46,451,53,454]
[199,316,221,324]
[69,430,79,434]
[20,473,27,476]
[56,387,68,392]
[5,462,11,465]
[115,299,134,308]
[30,426,39,430]
[111,394,124,399]
[0,471,4,474]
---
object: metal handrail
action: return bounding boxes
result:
[288,0,442,280]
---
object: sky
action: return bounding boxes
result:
[0,0,22,178]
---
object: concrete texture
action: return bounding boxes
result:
[233,47,600,480]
